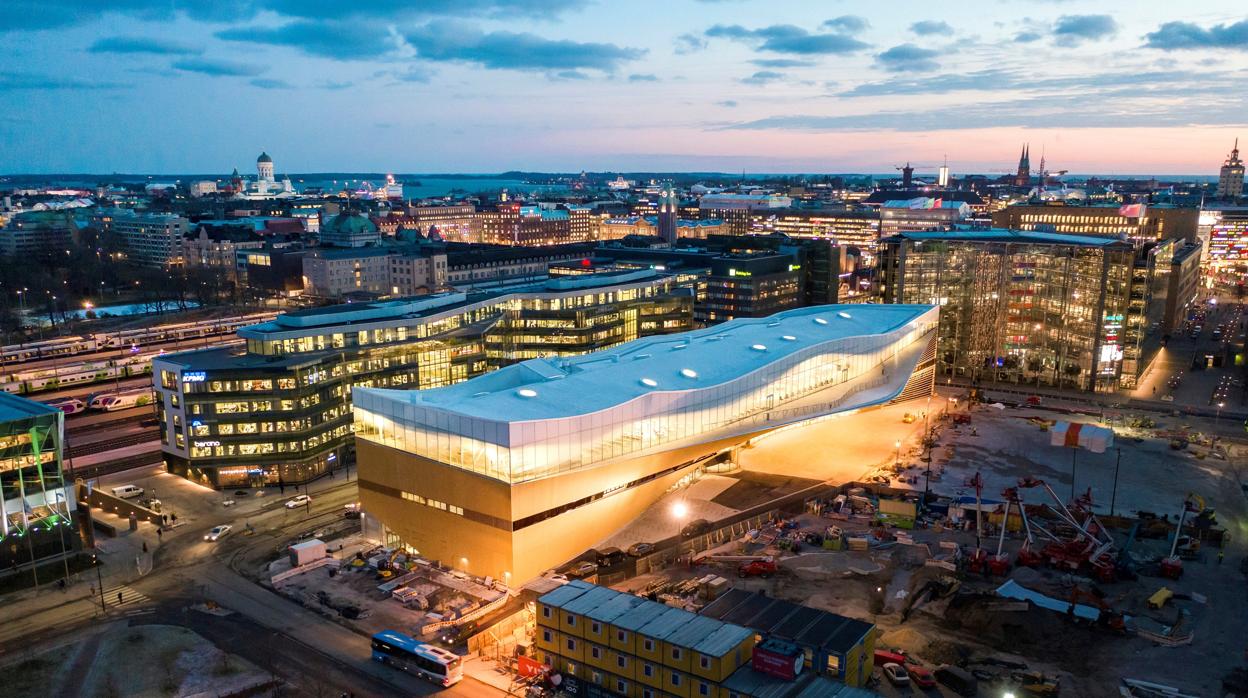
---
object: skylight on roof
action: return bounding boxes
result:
[680,368,698,378]
[751,344,767,352]
[814,317,829,325]
[640,378,658,387]
[837,312,852,319]
[517,389,538,398]
[781,335,797,341]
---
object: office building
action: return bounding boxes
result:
[879,228,1174,391]
[1217,139,1244,200]
[1205,207,1248,263]
[701,253,803,324]
[476,204,573,246]
[153,270,693,488]
[699,194,793,234]
[566,205,605,243]
[600,216,726,242]
[443,243,596,286]
[535,580,756,698]
[91,210,190,268]
[0,394,78,569]
[389,251,448,296]
[879,198,969,236]
[183,224,269,278]
[750,210,880,256]
[0,210,78,257]
[319,211,381,248]
[353,304,938,582]
[403,203,477,242]
[302,247,395,298]
[700,588,875,689]
[991,203,1199,245]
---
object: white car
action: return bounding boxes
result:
[204,525,232,542]
[881,663,910,686]
[285,494,312,509]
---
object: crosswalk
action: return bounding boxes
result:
[98,584,153,615]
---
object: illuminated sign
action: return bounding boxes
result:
[728,268,752,277]
[193,440,220,448]
[183,372,207,383]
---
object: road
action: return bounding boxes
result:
[0,473,504,697]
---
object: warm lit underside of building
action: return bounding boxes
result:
[354,304,938,582]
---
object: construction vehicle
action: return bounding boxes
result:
[1067,586,1126,633]
[1016,477,1117,582]
[1161,494,1204,579]
[965,472,990,574]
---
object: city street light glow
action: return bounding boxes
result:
[672,502,688,519]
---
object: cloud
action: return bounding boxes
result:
[1014,31,1043,43]
[628,73,658,82]
[217,21,395,60]
[841,68,1223,98]
[705,23,869,55]
[821,16,869,34]
[0,0,586,33]
[874,44,940,72]
[552,70,590,80]
[910,20,953,36]
[741,70,784,85]
[406,20,644,72]
[0,71,131,90]
[172,57,267,77]
[716,100,738,107]
[1144,19,1248,51]
[317,80,353,90]
[674,33,707,54]
[751,58,815,68]
[1052,14,1117,47]
[88,36,202,55]
[249,78,292,89]
[394,67,434,83]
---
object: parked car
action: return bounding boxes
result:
[738,559,778,578]
[110,484,144,500]
[626,542,655,557]
[907,664,937,689]
[595,547,626,567]
[565,560,599,578]
[343,503,362,519]
[204,524,232,542]
[681,519,711,538]
[874,649,907,667]
[285,494,312,509]
[233,490,250,497]
[935,665,978,697]
[882,663,910,686]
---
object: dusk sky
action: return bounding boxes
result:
[2,1,1246,175]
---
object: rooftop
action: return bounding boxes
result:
[538,580,753,656]
[359,303,932,422]
[886,227,1133,248]
[0,393,60,424]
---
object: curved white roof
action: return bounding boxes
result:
[358,304,934,423]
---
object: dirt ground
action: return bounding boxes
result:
[610,390,1248,696]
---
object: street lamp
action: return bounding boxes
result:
[672,501,688,536]
[1217,402,1225,421]
[894,440,902,466]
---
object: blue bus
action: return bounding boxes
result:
[371,630,463,686]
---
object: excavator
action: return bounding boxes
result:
[1067,586,1127,634]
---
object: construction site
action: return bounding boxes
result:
[581,391,1247,697]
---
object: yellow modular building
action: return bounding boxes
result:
[354,303,938,582]
[535,580,756,698]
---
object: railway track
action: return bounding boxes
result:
[65,450,164,480]
[67,430,160,459]
[67,413,151,435]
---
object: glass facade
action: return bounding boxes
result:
[880,231,1166,391]
[156,273,694,487]
[355,307,937,484]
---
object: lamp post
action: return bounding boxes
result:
[1217,401,1225,422]
[92,554,106,613]
[1109,447,1122,517]
[894,440,902,467]
[672,501,688,538]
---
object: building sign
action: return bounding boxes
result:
[183,371,207,383]
[193,440,221,448]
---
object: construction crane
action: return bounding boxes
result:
[966,472,990,574]
[1016,477,1117,582]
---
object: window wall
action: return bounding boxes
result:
[355,310,937,484]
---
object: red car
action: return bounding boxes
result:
[906,664,937,689]
[738,560,778,578]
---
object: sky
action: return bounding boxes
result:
[1,0,1246,175]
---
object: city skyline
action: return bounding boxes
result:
[2,1,1247,174]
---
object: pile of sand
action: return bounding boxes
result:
[879,626,930,655]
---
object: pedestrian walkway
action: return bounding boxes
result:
[99,583,152,614]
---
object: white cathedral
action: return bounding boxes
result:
[234,151,295,200]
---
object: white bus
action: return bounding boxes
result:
[370,630,463,687]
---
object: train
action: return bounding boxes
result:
[0,312,275,364]
[1,339,242,395]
